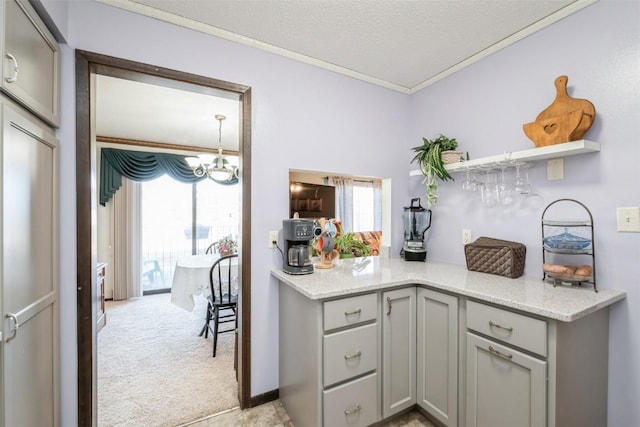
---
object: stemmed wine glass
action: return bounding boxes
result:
[513,161,530,194]
[480,168,499,206]
[461,167,478,191]
[498,165,515,205]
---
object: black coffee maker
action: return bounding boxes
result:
[282,218,315,275]
[401,198,432,261]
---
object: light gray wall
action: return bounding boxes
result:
[408,1,639,426]
[47,1,411,425]
[43,0,638,426]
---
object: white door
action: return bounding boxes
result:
[466,332,546,427]
[417,288,458,426]
[1,98,58,426]
[382,287,416,418]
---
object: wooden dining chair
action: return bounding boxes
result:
[204,254,238,357]
[205,242,219,254]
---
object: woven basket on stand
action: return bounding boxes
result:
[441,150,463,164]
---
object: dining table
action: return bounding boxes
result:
[170,253,238,312]
[171,254,217,312]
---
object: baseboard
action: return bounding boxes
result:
[250,389,279,407]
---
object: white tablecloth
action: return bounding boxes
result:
[170,254,237,311]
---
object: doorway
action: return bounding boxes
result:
[75,50,252,426]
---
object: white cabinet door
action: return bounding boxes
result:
[0,0,60,126]
[466,333,546,427]
[0,97,58,427]
[382,287,416,418]
[417,288,458,426]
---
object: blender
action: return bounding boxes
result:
[402,198,432,261]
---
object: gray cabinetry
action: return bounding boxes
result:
[0,0,59,126]
[417,288,458,426]
[465,299,610,427]
[382,287,416,418]
[277,269,617,427]
[279,285,379,427]
[466,333,546,427]
[0,96,58,426]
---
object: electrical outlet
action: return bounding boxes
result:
[462,229,472,244]
[268,231,279,248]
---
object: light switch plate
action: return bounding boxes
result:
[616,207,640,232]
[547,158,564,180]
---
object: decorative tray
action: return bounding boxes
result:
[543,228,591,250]
[545,272,592,283]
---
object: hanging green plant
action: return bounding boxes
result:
[410,134,459,207]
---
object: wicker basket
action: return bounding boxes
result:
[441,150,463,164]
[464,237,526,278]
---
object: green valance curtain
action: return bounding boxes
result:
[100,148,237,205]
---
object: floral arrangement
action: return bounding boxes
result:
[216,235,238,255]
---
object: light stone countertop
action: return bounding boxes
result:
[271,257,626,322]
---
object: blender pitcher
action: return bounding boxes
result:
[402,198,432,261]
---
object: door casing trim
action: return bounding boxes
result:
[75,49,252,426]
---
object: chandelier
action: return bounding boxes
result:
[186,114,239,183]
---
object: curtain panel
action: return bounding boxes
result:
[100,148,237,205]
[112,178,143,300]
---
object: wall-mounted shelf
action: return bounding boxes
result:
[409,140,600,176]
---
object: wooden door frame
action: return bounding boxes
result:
[75,50,252,426]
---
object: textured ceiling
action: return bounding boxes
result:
[95,0,595,148]
[102,0,593,93]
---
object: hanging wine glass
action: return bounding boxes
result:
[513,161,528,194]
[480,168,499,206]
[498,166,515,205]
[462,168,477,191]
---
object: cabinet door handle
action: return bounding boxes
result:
[4,53,19,83]
[344,404,361,415]
[344,350,362,360]
[489,320,513,332]
[386,296,392,315]
[344,308,361,316]
[4,312,19,342]
[488,345,513,360]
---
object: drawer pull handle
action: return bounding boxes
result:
[489,320,513,332]
[4,312,19,342]
[488,345,513,360]
[344,350,362,360]
[386,296,392,315]
[344,308,362,316]
[344,404,361,415]
[5,53,19,83]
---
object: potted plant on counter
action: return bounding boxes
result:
[411,134,461,206]
[335,232,371,258]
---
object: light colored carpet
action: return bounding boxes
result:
[98,293,239,427]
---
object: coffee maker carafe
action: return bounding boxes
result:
[282,218,315,275]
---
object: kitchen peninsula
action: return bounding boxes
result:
[272,257,626,427]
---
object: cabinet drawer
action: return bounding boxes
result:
[324,293,377,331]
[467,300,547,357]
[323,372,378,427]
[324,323,377,387]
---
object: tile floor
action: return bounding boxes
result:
[182,400,435,427]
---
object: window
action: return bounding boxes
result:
[140,175,239,293]
[353,184,375,231]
